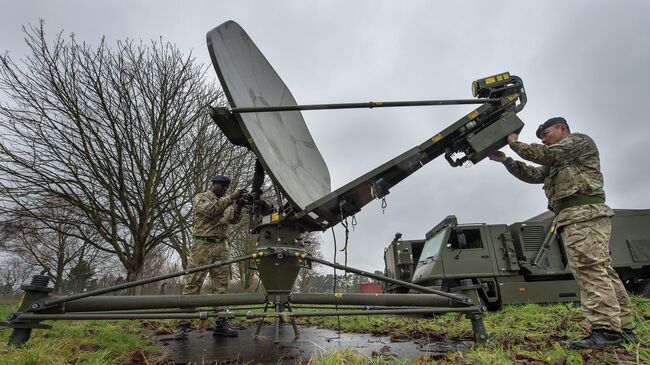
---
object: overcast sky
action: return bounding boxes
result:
[2,1,649,273]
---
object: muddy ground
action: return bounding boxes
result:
[154,322,472,364]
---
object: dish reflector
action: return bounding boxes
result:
[207,21,331,210]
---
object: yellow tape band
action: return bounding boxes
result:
[16,293,25,310]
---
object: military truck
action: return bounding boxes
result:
[384,209,650,309]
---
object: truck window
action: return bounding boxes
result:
[419,228,448,263]
[447,229,482,249]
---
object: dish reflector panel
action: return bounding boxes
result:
[207,21,331,210]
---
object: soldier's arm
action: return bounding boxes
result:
[509,141,561,166]
[195,194,233,220]
[221,203,244,224]
[510,135,591,166]
[502,157,546,184]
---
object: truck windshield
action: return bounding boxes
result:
[418,228,448,263]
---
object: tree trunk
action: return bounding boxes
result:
[238,260,250,289]
[125,266,144,295]
[54,237,66,293]
[54,267,65,293]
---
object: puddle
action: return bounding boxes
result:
[156,324,471,364]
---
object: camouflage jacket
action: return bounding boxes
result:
[502,133,606,213]
[192,190,243,238]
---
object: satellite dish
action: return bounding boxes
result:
[207,21,525,230]
[207,21,331,211]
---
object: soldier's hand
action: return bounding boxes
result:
[487,150,507,162]
[507,133,519,145]
[230,190,242,200]
[236,190,250,205]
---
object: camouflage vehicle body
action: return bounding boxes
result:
[384,209,650,308]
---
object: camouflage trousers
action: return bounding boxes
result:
[182,238,230,295]
[561,216,635,332]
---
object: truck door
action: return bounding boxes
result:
[441,226,494,277]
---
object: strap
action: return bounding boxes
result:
[193,235,226,244]
[553,195,605,214]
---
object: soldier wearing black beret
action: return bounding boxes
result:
[489,117,638,349]
[177,174,244,339]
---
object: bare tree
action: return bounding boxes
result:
[138,245,185,294]
[0,22,229,294]
[0,256,35,295]
[0,200,103,292]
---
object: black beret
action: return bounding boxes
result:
[211,175,231,184]
[536,117,568,138]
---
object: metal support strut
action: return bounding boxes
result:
[458,279,488,343]
[231,98,501,114]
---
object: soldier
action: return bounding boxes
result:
[488,117,638,349]
[177,175,244,339]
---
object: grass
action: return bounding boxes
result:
[0,296,648,364]
[299,295,650,364]
[0,300,167,365]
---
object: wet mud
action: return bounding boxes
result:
[155,323,472,364]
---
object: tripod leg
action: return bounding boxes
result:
[287,303,299,339]
[254,302,269,339]
[273,302,281,344]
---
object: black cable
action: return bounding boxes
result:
[339,206,350,287]
[331,227,337,292]
[330,227,342,338]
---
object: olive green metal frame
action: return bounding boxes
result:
[2,246,488,347]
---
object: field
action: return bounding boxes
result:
[1,296,648,365]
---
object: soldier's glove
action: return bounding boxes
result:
[237,190,251,205]
[229,191,242,201]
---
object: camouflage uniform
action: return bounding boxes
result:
[502,133,635,333]
[183,190,243,295]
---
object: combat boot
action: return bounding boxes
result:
[622,329,640,344]
[570,329,621,349]
[213,319,238,337]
